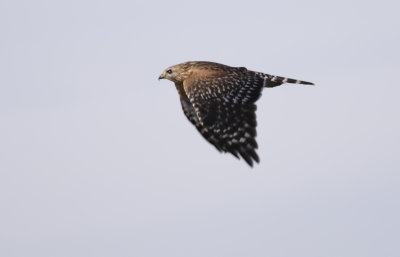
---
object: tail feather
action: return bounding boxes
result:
[256,72,314,87]
[269,75,314,86]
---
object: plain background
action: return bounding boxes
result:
[1,0,399,256]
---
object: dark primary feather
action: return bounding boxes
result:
[176,82,223,152]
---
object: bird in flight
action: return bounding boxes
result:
[159,61,314,167]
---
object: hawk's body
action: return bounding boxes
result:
[159,61,313,167]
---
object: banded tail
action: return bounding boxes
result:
[258,72,314,87]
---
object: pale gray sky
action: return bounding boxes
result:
[1,0,399,256]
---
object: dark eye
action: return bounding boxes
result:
[166,69,172,74]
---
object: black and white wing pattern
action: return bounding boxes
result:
[175,82,223,152]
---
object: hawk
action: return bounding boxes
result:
[158,61,314,167]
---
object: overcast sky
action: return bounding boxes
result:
[1,0,399,256]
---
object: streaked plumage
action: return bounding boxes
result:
[159,61,314,167]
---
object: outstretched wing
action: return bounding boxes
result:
[183,69,265,166]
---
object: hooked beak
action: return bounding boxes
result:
[158,72,165,80]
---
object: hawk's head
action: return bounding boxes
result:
[158,63,193,83]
